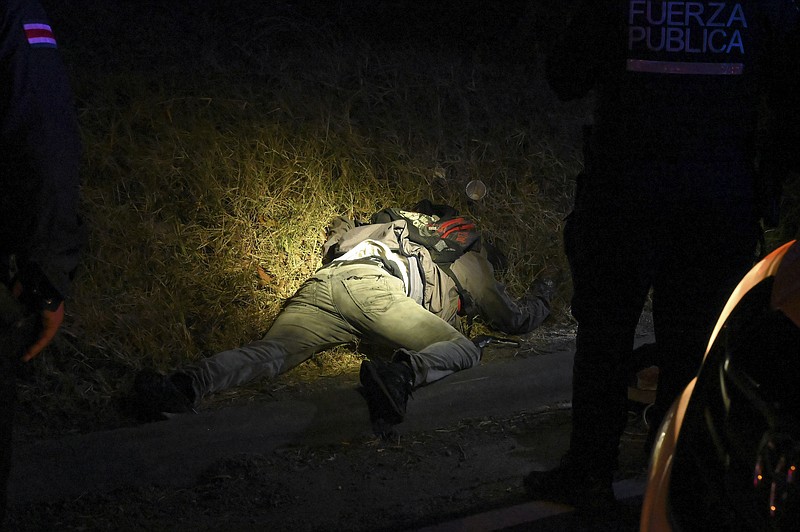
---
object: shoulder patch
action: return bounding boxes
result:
[23,21,57,49]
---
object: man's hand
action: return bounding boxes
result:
[11,278,65,362]
[22,302,64,362]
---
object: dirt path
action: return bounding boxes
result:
[7,331,653,531]
[11,406,649,531]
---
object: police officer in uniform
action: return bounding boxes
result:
[1,0,84,523]
[524,0,800,516]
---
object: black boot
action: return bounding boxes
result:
[523,453,617,518]
[359,357,414,425]
[133,369,196,421]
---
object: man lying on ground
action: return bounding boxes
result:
[134,201,555,428]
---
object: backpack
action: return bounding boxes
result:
[371,200,489,322]
[370,200,481,265]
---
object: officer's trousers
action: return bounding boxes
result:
[0,285,34,526]
[563,171,759,475]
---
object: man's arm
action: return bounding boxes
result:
[448,251,551,336]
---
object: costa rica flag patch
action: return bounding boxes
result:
[23,21,57,48]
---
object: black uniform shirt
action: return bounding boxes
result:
[547,0,800,207]
[1,0,84,298]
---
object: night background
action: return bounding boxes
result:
[8,0,798,529]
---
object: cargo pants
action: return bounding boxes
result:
[183,261,481,401]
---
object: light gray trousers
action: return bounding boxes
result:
[183,261,480,401]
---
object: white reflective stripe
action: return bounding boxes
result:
[626,59,743,75]
[405,255,424,305]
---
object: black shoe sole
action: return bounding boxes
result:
[360,360,404,424]
[523,471,579,507]
[523,470,618,516]
[133,370,194,419]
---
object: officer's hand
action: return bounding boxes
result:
[22,302,64,362]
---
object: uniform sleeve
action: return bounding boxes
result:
[449,251,550,335]
[545,0,619,101]
[1,0,84,298]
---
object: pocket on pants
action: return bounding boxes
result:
[342,275,398,314]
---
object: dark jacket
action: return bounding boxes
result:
[1,0,84,299]
[548,0,800,213]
